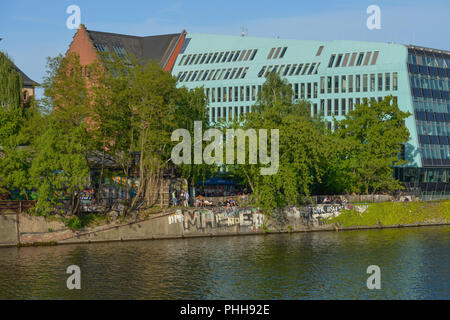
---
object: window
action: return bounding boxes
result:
[246,86,250,101]
[349,52,357,66]
[314,63,320,74]
[205,88,210,102]
[227,51,235,62]
[313,82,318,98]
[211,107,215,122]
[217,52,224,63]
[320,99,325,115]
[342,53,350,67]
[221,52,229,63]
[250,49,258,60]
[233,51,240,62]
[224,68,232,80]
[194,54,202,64]
[191,71,198,81]
[205,53,213,63]
[234,87,238,102]
[355,75,361,92]
[348,98,353,112]
[222,87,227,102]
[202,70,209,81]
[307,83,312,99]
[335,54,343,67]
[179,55,187,65]
[238,50,246,61]
[320,77,325,94]
[348,75,353,92]
[240,86,244,101]
[279,47,288,58]
[334,76,339,93]
[341,76,346,93]
[196,70,204,81]
[267,48,275,59]
[244,50,252,61]
[385,73,391,91]
[393,72,398,90]
[229,87,233,102]
[235,67,243,79]
[241,67,249,79]
[301,83,305,99]
[279,65,285,75]
[283,65,291,76]
[217,88,221,102]
[258,66,266,78]
[273,47,282,59]
[294,83,299,99]
[334,99,339,116]
[229,68,237,79]
[211,52,219,63]
[363,74,368,92]
[327,76,332,94]
[364,52,372,65]
[201,54,208,64]
[184,55,191,65]
[356,53,364,66]
[316,46,324,56]
[302,63,309,75]
[211,88,216,103]
[327,99,332,116]
[313,103,318,116]
[371,51,379,65]
[308,63,316,74]
[378,73,383,91]
[370,74,375,92]
[252,86,256,101]
[341,99,346,115]
[356,98,360,107]
[328,55,336,68]
[295,64,303,75]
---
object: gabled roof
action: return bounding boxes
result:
[15,65,38,87]
[86,28,183,68]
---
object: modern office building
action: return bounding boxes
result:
[67,26,450,194]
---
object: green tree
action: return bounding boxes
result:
[0,52,22,109]
[331,96,411,194]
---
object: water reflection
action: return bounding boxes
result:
[0,226,448,299]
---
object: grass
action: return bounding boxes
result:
[327,200,450,227]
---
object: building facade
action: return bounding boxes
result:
[171,33,450,194]
[66,27,450,194]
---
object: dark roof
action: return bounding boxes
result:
[15,65,38,87]
[86,29,182,68]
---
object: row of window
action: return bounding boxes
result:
[408,63,449,78]
[318,96,395,117]
[205,85,262,103]
[178,49,258,66]
[419,144,450,161]
[328,51,379,68]
[410,74,450,92]
[319,73,398,94]
[208,106,252,122]
[177,67,250,83]
[257,62,320,78]
[417,120,450,137]
[408,54,450,69]
[267,47,288,59]
[412,97,450,114]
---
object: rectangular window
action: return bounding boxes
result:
[320,99,325,115]
[211,88,216,103]
[230,68,237,79]
[334,99,339,116]
[200,54,208,64]
[385,73,391,91]
[241,67,249,79]
[234,87,238,102]
[327,76,332,94]
[217,52,224,63]
[205,53,213,64]
[196,70,204,81]
[252,86,256,101]
[283,65,291,76]
[341,99,346,115]
[229,107,233,119]
[356,98,360,107]
[363,74,368,92]
[393,72,398,90]
[355,75,361,92]
[348,75,353,92]
[240,86,244,101]
[217,88,221,102]
[179,55,187,66]
[341,75,346,93]
[223,87,227,102]
[229,87,233,102]
[189,55,196,65]
[307,83,312,99]
[313,103,318,116]
[320,77,325,94]
[294,83,299,99]
[246,86,250,101]
[313,82,318,98]
[211,107,216,122]
[279,65,285,75]
[378,73,383,91]
[349,52,357,66]
[205,88,210,102]
[301,83,305,99]
[348,98,353,112]
[370,74,375,92]
[217,107,221,118]
[334,76,339,93]
[327,99,332,116]
[258,66,266,78]
[224,68,232,80]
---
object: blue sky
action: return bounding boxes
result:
[1,0,449,96]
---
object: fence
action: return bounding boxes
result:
[0,201,36,214]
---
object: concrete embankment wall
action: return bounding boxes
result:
[0,204,448,247]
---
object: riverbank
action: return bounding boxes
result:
[0,200,449,247]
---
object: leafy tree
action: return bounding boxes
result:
[330,96,411,194]
[0,52,22,109]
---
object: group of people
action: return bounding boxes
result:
[171,190,190,207]
[322,196,349,205]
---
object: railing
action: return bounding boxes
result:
[0,200,36,214]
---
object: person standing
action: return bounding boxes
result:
[172,190,177,207]
[184,190,190,207]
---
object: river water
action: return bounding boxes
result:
[0,226,448,299]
